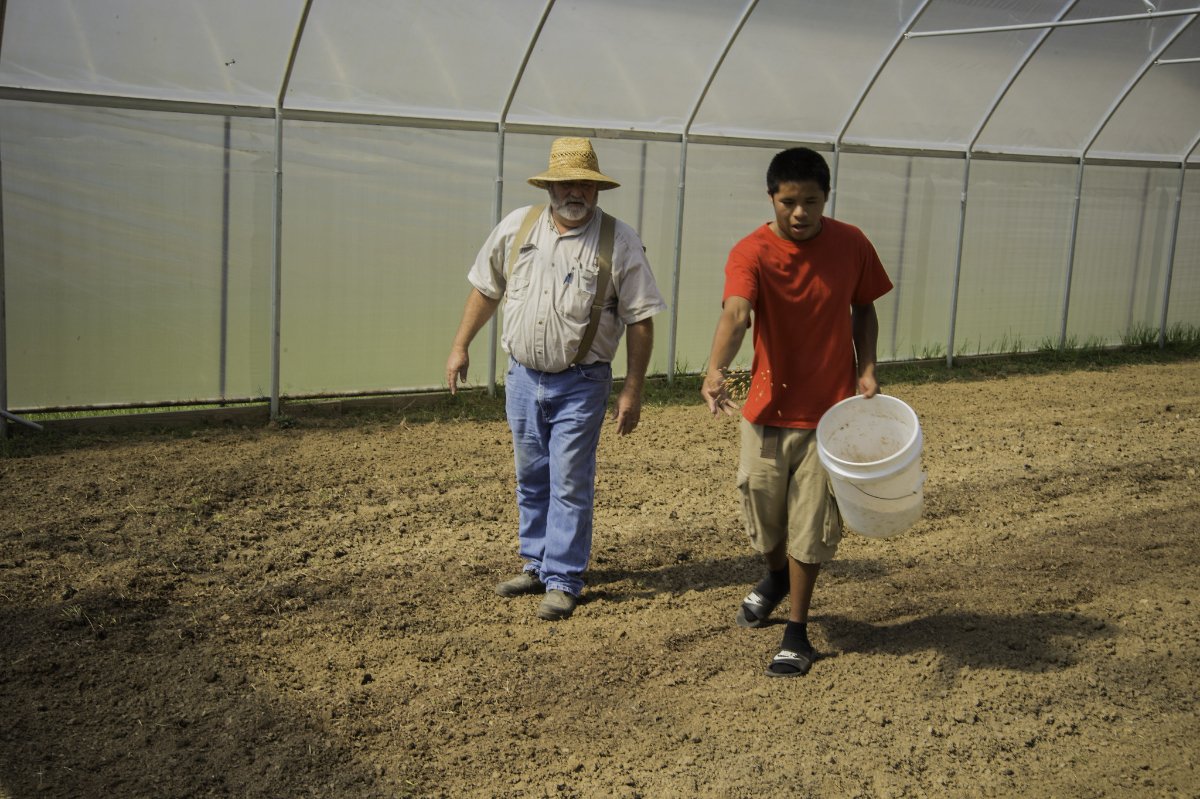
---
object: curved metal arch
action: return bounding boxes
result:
[945,0,1081,366]
[829,0,935,219]
[665,0,759,384]
[1059,12,1198,349]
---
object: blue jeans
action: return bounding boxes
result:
[505,358,612,596]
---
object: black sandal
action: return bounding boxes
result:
[735,589,782,628]
[764,645,816,678]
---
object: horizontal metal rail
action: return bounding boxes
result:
[0,86,276,117]
[907,7,1200,38]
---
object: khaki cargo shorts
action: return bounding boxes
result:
[736,417,843,564]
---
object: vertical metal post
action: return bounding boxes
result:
[486,0,555,395]
[1157,164,1185,347]
[1058,158,1086,349]
[487,124,506,396]
[0,133,7,441]
[0,0,9,438]
[946,0,1080,365]
[269,110,284,418]
[667,136,690,383]
[268,0,313,420]
[1125,168,1153,335]
[888,157,913,360]
[946,153,970,366]
[1159,136,1199,347]
[829,144,840,218]
[1060,13,1193,351]
[220,116,232,403]
[636,140,648,235]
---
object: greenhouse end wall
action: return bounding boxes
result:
[3,0,1199,413]
[4,108,1197,411]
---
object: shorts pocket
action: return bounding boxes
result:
[822,482,844,548]
[736,468,760,545]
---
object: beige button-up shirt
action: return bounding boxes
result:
[468,205,667,373]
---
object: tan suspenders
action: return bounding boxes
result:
[504,204,616,366]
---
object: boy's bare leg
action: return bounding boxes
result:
[764,557,820,677]
[789,557,820,623]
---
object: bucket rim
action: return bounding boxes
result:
[816,393,921,473]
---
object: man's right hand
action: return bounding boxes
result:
[701,368,739,416]
[445,289,501,396]
[446,348,469,395]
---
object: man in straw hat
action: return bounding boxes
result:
[701,147,892,676]
[446,137,666,621]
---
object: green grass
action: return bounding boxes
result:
[647,338,1199,404]
[4,336,1198,456]
[19,401,261,423]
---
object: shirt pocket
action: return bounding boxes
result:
[505,244,537,300]
[557,260,598,323]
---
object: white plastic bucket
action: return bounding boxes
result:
[816,394,925,538]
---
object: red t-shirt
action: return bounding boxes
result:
[722,218,893,428]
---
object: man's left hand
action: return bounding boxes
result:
[611,388,642,436]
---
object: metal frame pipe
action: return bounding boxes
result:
[945,153,971,368]
[1059,13,1196,350]
[829,0,934,218]
[1159,132,1200,347]
[267,0,314,420]
[0,409,41,431]
[906,7,1200,38]
[485,0,555,396]
[0,86,1177,173]
[0,128,6,440]
[0,86,276,118]
[1059,157,1088,349]
[1,0,10,438]
[1125,168,1155,336]
[219,116,232,402]
[944,0,1078,366]
[665,0,758,384]
[887,156,915,360]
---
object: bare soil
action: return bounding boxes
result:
[2,361,1198,798]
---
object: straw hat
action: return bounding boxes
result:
[527,137,620,191]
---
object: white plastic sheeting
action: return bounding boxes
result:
[1,0,1198,411]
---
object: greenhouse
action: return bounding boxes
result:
[2,0,1199,422]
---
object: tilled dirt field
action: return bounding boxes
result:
[1,360,1198,798]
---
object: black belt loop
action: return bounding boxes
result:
[760,426,779,460]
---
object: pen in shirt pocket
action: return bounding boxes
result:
[563,272,574,286]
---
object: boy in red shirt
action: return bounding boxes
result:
[701,147,893,677]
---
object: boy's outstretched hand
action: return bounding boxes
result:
[702,369,740,416]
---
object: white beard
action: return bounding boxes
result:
[552,197,593,223]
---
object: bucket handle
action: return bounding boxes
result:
[846,480,922,502]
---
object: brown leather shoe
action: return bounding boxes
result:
[536,589,577,620]
[495,571,543,597]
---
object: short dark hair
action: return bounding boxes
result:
[766,147,831,196]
